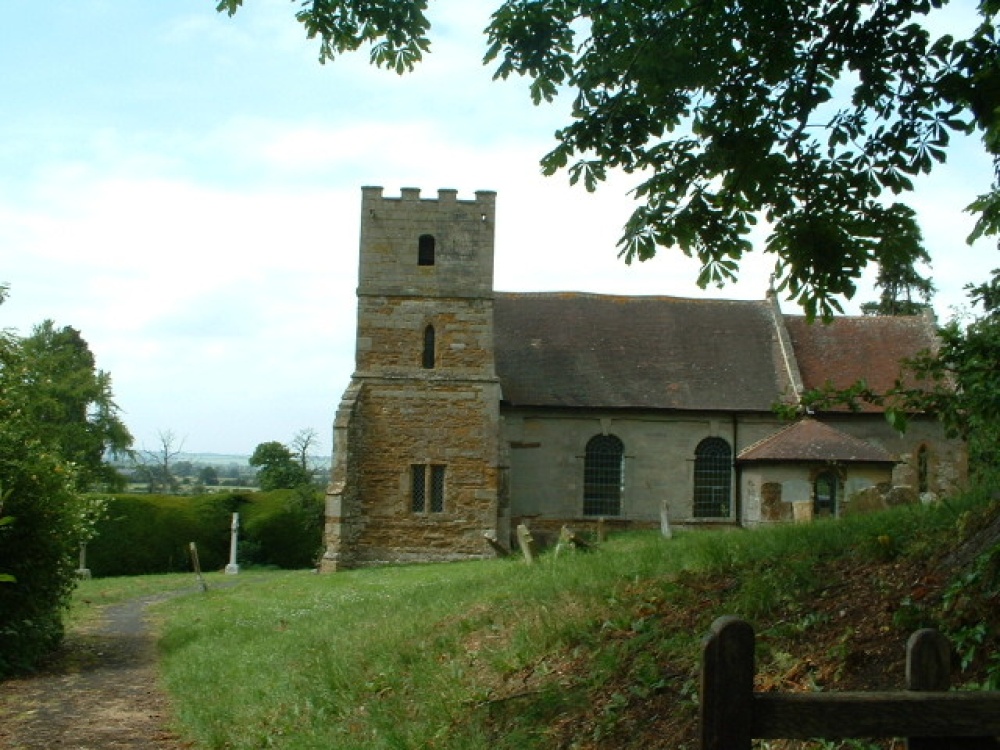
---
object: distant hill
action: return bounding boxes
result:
[174,452,331,469]
[176,452,251,466]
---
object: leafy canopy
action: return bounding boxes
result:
[249,441,312,490]
[219,0,999,318]
[859,205,936,316]
[19,320,133,491]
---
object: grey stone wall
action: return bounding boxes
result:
[502,409,784,532]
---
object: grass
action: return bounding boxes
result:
[67,570,278,628]
[143,489,997,749]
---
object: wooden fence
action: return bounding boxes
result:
[701,616,1000,750]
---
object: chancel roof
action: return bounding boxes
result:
[737,418,896,463]
[493,292,794,411]
[784,313,938,413]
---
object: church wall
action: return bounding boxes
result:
[321,381,367,571]
[814,414,967,497]
[741,463,894,527]
[355,296,494,375]
[347,380,502,565]
[502,409,785,537]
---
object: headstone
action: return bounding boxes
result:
[76,542,91,580]
[660,507,673,539]
[483,532,509,557]
[225,512,240,575]
[516,523,537,564]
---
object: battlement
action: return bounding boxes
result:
[357,186,496,299]
[362,185,496,209]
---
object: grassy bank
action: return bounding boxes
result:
[150,488,1000,749]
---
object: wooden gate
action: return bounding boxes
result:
[700,616,1000,749]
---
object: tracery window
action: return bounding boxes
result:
[583,434,624,517]
[693,437,732,518]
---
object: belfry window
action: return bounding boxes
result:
[583,434,624,516]
[693,437,732,518]
[418,234,435,266]
[422,325,435,369]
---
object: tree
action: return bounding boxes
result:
[860,207,937,316]
[925,268,1000,471]
[218,0,999,318]
[290,428,321,480]
[134,430,184,493]
[19,320,133,490]
[249,441,311,491]
[0,293,121,674]
[199,465,220,487]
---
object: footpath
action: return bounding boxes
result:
[0,594,189,749]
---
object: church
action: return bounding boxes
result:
[321,187,966,570]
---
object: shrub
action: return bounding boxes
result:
[0,458,81,676]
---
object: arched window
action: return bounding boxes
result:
[916,445,930,494]
[814,471,838,517]
[693,437,732,518]
[418,234,435,266]
[422,325,435,369]
[583,434,624,517]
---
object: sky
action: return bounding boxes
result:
[2,1,996,457]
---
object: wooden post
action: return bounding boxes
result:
[701,616,755,750]
[906,629,999,750]
[189,541,208,592]
[516,523,537,565]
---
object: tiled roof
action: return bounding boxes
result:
[784,313,938,413]
[493,292,792,411]
[738,418,896,463]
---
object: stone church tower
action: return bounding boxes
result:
[322,187,508,570]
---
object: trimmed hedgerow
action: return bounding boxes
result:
[85,489,323,577]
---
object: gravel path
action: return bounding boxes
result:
[0,594,190,749]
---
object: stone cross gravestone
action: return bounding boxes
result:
[225,512,240,575]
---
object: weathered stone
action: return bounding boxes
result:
[760,482,787,522]
[324,188,504,570]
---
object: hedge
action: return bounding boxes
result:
[84,489,324,577]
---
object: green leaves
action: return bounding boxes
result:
[249,441,312,490]
[484,0,1000,306]
[215,0,242,17]
[293,0,431,71]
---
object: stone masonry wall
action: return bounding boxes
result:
[350,380,502,565]
[356,296,495,375]
[324,187,504,568]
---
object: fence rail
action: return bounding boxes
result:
[700,616,1000,750]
